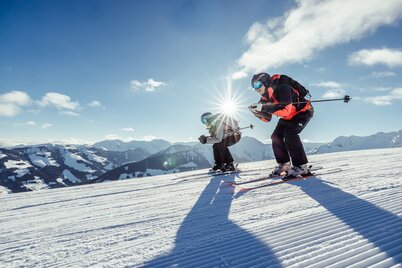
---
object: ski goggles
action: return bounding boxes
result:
[252,81,263,90]
[201,117,208,124]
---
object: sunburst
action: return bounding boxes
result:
[207,76,248,120]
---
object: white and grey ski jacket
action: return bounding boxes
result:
[205,115,242,144]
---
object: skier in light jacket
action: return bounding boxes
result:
[198,112,241,172]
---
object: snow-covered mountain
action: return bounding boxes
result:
[2,148,402,267]
[3,130,402,193]
[0,143,166,193]
[96,144,211,182]
[230,136,273,162]
[0,137,273,192]
[313,130,402,154]
[93,139,171,154]
[0,144,111,192]
[96,137,273,182]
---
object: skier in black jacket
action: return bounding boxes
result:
[249,72,314,177]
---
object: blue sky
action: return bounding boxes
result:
[1,0,402,146]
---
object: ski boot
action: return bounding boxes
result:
[222,162,237,172]
[269,162,291,177]
[282,164,312,180]
[209,163,223,172]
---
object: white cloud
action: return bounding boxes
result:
[314,81,343,89]
[88,100,104,109]
[130,78,166,92]
[364,87,402,105]
[322,89,346,99]
[103,135,135,142]
[39,92,80,111]
[0,91,31,117]
[13,121,53,128]
[0,103,21,117]
[50,137,94,145]
[141,135,158,141]
[233,0,402,79]
[42,123,53,129]
[104,134,121,140]
[60,111,80,117]
[371,71,396,78]
[0,91,85,117]
[348,48,402,68]
[122,127,135,132]
[0,90,31,105]
[14,121,37,127]
[231,70,249,80]
[312,81,346,99]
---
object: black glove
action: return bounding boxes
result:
[250,109,272,122]
[249,102,277,113]
[248,103,263,113]
[198,135,207,144]
[256,112,272,122]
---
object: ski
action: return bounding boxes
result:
[232,167,342,191]
[235,173,316,191]
[227,165,323,186]
[208,163,241,176]
[225,174,283,185]
[210,169,241,176]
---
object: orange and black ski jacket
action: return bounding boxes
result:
[258,74,312,121]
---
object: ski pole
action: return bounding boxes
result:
[239,124,254,130]
[250,95,351,108]
[309,95,351,103]
[294,95,351,105]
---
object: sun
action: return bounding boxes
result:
[201,75,252,123]
[220,99,238,117]
[214,76,244,118]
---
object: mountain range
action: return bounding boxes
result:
[312,130,402,154]
[1,129,402,193]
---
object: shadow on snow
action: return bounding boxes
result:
[142,173,281,267]
[297,177,402,265]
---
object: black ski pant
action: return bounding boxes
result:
[213,134,241,165]
[271,109,313,166]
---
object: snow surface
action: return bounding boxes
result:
[4,160,33,178]
[80,148,108,165]
[29,152,59,168]
[23,178,50,191]
[1,148,402,267]
[0,185,10,195]
[4,159,32,170]
[62,169,81,184]
[64,152,94,173]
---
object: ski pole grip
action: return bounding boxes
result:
[343,95,351,103]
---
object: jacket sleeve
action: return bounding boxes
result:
[261,84,294,117]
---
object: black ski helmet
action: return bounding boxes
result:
[200,112,213,124]
[251,73,272,88]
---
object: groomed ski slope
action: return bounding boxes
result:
[1,148,402,267]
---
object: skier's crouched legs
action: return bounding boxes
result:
[212,133,241,152]
[226,133,241,147]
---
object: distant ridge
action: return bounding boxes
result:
[313,130,402,154]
